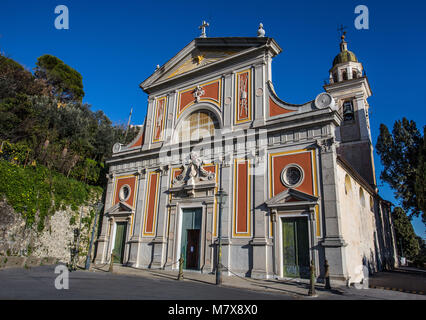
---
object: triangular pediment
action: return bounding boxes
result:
[105,201,134,215]
[265,188,318,208]
[161,48,238,80]
[140,37,282,92]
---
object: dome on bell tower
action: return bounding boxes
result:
[328,32,364,84]
[332,32,358,67]
[332,50,358,67]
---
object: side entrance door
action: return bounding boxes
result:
[186,229,200,269]
[112,222,127,264]
[282,217,310,278]
[180,208,202,270]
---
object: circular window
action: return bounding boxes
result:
[119,185,131,201]
[281,164,304,188]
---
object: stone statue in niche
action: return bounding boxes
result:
[154,99,165,140]
[172,151,215,187]
[239,73,248,119]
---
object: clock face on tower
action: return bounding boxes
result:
[321,94,331,105]
[315,92,335,109]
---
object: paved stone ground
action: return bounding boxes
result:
[0,264,425,300]
[368,267,426,294]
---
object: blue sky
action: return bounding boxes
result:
[1,0,425,238]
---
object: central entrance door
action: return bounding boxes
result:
[112,222,127,264]
[181,208,202,270]
[282,217,310,278]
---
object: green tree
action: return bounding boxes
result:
[415,126,426,224]
[392,207,420,259]
[34,54,84,102]
[0,54,140,187]
[413,236,426,268]
[0,54,48,99]
[376,118,424,223]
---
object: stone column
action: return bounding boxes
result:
[250,148,269,279]
[271,209,278,276]
[95,172,114,263]
[202,201,212,272]
[105,217,115,261]
[142,97,155,151]
[151,166,170,268]
[124,216,132,265]
[218,158,232,275]
[127,169,146,267]
[318,137,349,284]
[223,73,233,130]
[164,91,177,143]
[166,204,177,269]
[309,206,320,276]
[252,61,266,127]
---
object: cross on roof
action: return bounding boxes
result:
[199,21,209,38]
[337,25,347,39]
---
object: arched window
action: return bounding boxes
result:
[352,69,358,79]
[359,188,365,207]
[176,110,218,143]
[342,70,348,81]
[344,174,352,195]
[333,72,338,83]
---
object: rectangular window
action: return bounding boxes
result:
[343,100,354,121]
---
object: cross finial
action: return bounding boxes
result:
[199,21,209,38]
[337,24,347,40]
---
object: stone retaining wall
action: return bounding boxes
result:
[0,200,100,269]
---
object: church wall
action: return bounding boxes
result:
[336,163,378,284]
[95,36,400,284]
[229,243,251,276]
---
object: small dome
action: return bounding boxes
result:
[332,50,358,67]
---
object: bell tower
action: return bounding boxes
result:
[324,32,376,187]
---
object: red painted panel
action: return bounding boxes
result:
[272,152,313,196]
[153,98,166,141]
[202,165,216,174]
[114,176,136,207]
[236,161,249,233]
[130,130,144,148]
[179,81,220,114]
[179,90,194,113]
[269,98,294,117]
[145,173,159,234]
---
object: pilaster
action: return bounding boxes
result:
[151,166,170,268]
[318,138,349,282]
[252,61,266,127]
[127,169,146,267]
[250,147,269,278]
[95,172,114,263]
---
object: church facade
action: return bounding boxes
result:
[94,25,397,285]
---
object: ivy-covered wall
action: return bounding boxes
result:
[0,160,103,267]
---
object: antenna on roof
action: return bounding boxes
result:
[124,107,133,140]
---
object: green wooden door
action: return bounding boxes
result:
[112,222,127,264]
[180,208,202,269]
[282,217,310,278]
